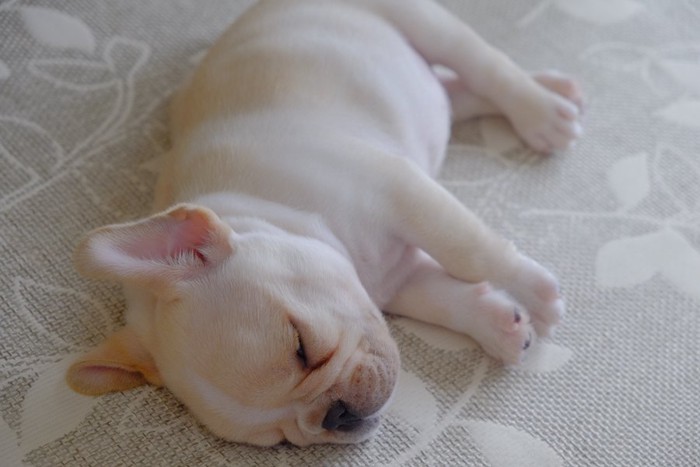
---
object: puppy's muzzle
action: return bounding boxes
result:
[320,333,399,436]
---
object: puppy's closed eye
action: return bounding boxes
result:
[293,326,308,368]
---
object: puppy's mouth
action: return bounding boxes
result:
[319,402,383,443]
[322,400,375,433]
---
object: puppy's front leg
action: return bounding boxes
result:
[386,159,563,338]
[385,252,533,364]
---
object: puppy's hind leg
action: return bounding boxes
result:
[385,252,533,364]
[372,0,583,152]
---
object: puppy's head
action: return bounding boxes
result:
[67,204,399,446]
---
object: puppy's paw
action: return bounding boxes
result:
[509,71,584,154]
[501,255,565,338]
[467,283,535,365]
[532,70,584,113]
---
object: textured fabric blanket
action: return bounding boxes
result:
[1,0,698,465]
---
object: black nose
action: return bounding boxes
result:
[322,400,363,432]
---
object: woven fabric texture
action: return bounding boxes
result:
[1,0,698,465]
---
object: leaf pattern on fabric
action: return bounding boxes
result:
[388,370,439,434]
[596,229,700,302]
[520,0,643,27]
[0,417,24,467]
[20,7,96,53]
[104,38,151,79]
[28,59,114,91]
[582,43,700,97]
[465,420,564,467]
[607,153,650,211]
[653,144,700,213]
[580,43,650,72]
[0,60,10,80]
[19,356,98,456]
[0,117,65,204]
[658,60,700,95]
[555,0,643,25]
[656,100,700,128]
[12,278,114,352]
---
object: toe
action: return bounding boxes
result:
[532,320,551,338]
[533,71,585,111]
[471,289,535,364]
[531,299,565,337]
[548,129,577,151]
[556,99,579,121]
[530,133,554,154]
[555,121,583,139]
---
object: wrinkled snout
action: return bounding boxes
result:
[319,332,400,440]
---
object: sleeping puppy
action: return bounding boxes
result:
[66,0,583,446]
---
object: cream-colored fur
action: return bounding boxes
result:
[67,0,583,446]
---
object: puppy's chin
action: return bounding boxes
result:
[271,415,381,446]
[311,415,383,445]
[328,414,382,442]
[191,403,384,447]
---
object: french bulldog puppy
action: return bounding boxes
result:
[66,0,582,446]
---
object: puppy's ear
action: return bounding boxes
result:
[66,326,162,395]
[74,204,234,291]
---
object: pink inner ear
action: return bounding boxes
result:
[192,248,208,264]
[167,216,208,259]
[121,211,214,265]
[79,205,233,283]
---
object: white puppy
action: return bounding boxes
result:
[66,0,582,446]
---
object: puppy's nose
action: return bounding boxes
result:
[322,401,363,432]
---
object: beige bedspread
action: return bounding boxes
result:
[1,0,698,465]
